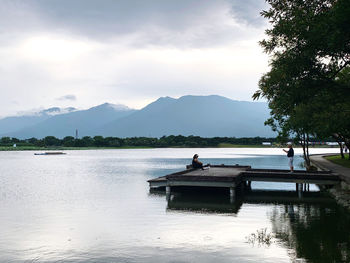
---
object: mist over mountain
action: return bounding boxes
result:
[3,103,134,139]
[40,107,76,115]
[0,107,76,135]
[1,96,274,139]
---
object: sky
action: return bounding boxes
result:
[0,0,270,117]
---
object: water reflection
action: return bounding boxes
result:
[242,190,335,205]
[156,187,350,263]
[0,149,345,262]
[164,189,242,214]
[155,188,335,214]
[270,202,350,263]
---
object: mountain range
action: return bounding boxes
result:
[0,107,76,135]
[0,95,274,138]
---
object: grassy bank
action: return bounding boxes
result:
[325,154,350,168]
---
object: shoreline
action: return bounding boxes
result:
[0,145,340,151]
[310,154,350,211]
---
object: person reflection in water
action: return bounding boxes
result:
[192,154,204,169]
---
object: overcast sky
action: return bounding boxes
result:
[0,0,269,117]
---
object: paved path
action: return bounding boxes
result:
[310,154,350,184]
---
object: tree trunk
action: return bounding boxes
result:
[300,133,311,168]
[301,134,306,161]
[335,133,350,160]
[306,134,310,161]
[337,141,345,159]
[345,142,350,160]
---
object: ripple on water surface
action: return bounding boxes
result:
[0,148,347,263]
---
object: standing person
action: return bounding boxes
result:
[283,142,294,173]
[192,154,203,169]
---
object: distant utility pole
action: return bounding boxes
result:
[75,129,78,139]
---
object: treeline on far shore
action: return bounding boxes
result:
[0,135,336,149]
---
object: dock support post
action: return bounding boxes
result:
[230,187,235,203]
[297,183,303,198]
[240,182,245,195]
[166,186,171,201]
[166,186,171,193]
[245,181,251,191]
[166,186,171,195]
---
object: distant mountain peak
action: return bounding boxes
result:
[91,103,132,111]
[141,96,176,112]
[1,95,274,139]
[178,94,231,101]
[96,94,274,138]
[156,96,176,101]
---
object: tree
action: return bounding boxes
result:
[62,136,75,147]
[28,137,38,145]
[254,0,350,165]
[104,137,121,147]
[0,137,11,145]
[93,136,107,147]
[80,136,94,147]
[44,136,61,146]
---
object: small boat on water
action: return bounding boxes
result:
[34,152,67,155]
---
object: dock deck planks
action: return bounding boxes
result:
[148,165,341,190]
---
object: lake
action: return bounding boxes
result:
[0,148,349,263]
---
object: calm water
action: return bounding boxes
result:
[0,148,349,263]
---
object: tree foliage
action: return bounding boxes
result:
[254,0,350,163]
[0,135,278,148]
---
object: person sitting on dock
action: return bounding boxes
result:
[283,142,294,173]
[192,154,204,169]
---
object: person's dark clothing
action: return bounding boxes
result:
[287,148,294,157]
[192,159,203,169]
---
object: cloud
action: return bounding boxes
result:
[0,0,268,47]
[229,0,268,26]
[56,94,77,101]
[0,0,270,117]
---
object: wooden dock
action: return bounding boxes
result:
[148,164,341,201]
